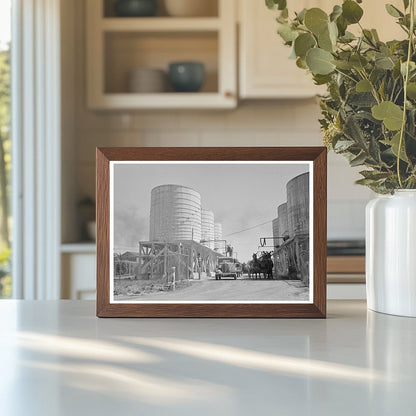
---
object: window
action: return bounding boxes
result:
[0,0,11,298]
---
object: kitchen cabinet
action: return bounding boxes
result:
[238,0,404,99]
[61,245,96,300]
[86,0,237,109]
[239,0,325,99]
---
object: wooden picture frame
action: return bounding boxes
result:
[96,147,327,318]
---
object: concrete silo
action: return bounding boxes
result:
[277,203,289,239]
[272,218,279,242]
[149,184,202,242]
[287,173,309,237]
[201,209,215,250]
[214,223,223,253]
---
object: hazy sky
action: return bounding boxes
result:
[113,162,309,263]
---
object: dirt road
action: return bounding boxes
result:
[115,278,309,302]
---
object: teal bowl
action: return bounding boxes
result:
[114,0,157,17]
[168,62,205,93]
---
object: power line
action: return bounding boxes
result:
[225,220,273,237]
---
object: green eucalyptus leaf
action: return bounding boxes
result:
[296,8,307,23]
[294,33,316,58]
[401,61,416,76]
[350,151,368,167]
[342,0,364,24]
[407,82,416,99]
[318,27,334,52]
[356,79,372,93]
[276,14,288,24]
[277,23,299,43]
[296,57,308,69]
[378,78,386,100]
[304,8,329,35]
[371,29,380,42]
[313,74,332,85]
[328,21,338,44]
[375,55,395,70]
[330,5,343,22]
[385,4,404,18]
[403,0,410,10]
[356,178,379,186]
[350,54,368,70]
[334,139,355,151]
[333,60,353,70]
[344,114,367,147]
[349,92,377,107]
[369,136,382,163]
[339,31,356,43]
[336,15,348,36]
[266,0,287,11]
[306,48,335,75]
[363,29,376,45]
[382,132,409,162]
[399,14,411,29]
[360,170,392,181]
[372,101,404,130]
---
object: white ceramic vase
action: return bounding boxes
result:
[366,190,416,317]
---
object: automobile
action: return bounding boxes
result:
[215,257,238,280]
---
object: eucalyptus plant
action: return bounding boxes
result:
[266,0,416,193]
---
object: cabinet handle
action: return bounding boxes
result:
[225,91,234,99]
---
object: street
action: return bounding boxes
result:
[115,276,309,302]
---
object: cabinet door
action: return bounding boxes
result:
[239,0,403,99]
[239,0,326,99]
[62,253,96,300]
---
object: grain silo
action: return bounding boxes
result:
[201,209,215,250]
[214,223,223,253]
[277,203,289,239]
[272,218,279,242]
[287,173,309,237]
[149,184,202,242]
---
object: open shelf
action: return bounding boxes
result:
[103,0,219,18]
[87,0,236,109]
[104,31,218,94]
[101,17,221,32]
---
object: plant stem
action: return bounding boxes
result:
[397,0,415,188]
[334,68,358,84]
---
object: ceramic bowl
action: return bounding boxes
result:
[164,0,217,17]
[114,0,158,17]
[128,68,167,93]
[168,62,205,92]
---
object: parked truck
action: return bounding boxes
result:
[215,257,239,280]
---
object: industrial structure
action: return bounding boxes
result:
[214,223,224,254]
[277,203,289,239]
[149,184,202,242]
[272,173,309,285]
[201,209,215,250]
[115,184,225,283]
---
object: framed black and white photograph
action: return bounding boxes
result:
[96,147,327,317]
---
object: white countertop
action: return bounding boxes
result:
[0,300,415,415]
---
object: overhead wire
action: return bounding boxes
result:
[224,219,273,237]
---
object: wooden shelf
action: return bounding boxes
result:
[89,92,235,110]
[61,243,96,254]
[101,17,221,32]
